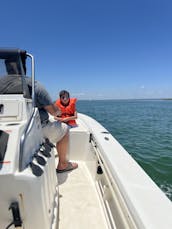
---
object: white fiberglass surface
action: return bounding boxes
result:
[57,162,108,229]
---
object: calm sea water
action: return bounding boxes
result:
[77,99,172,201]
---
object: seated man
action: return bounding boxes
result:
[29,79,78,173]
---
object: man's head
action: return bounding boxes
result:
[59,90,70,105]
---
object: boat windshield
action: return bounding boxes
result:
[0,51,31,98]
[0,52,25,77]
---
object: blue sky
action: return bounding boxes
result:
[1,0,172,99]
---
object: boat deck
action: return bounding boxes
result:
[57,161,108,229]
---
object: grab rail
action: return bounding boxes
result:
[26,53,35,107]
[19,53,36,171]
[19,107,37,171]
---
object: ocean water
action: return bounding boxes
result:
[77,99,172,201]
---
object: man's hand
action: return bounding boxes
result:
[54,116,63,122]
[55,110,61,117]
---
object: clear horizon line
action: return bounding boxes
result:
[76,98,172,101]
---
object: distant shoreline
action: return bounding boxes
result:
[77,98,172,101]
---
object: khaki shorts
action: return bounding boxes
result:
[42,120,68,143]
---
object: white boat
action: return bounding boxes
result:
[0,49,172,229]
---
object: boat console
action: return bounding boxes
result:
[0,49,58,229]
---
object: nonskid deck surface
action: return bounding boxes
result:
[57,161,108,229]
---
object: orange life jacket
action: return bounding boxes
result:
[55,98,77,126]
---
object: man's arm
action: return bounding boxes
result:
[44,104,61,117]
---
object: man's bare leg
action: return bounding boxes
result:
[56,132,78,170]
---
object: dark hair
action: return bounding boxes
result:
[59,90,70,98]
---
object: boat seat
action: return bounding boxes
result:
[49,114,90,161]
[69,119,90,161]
